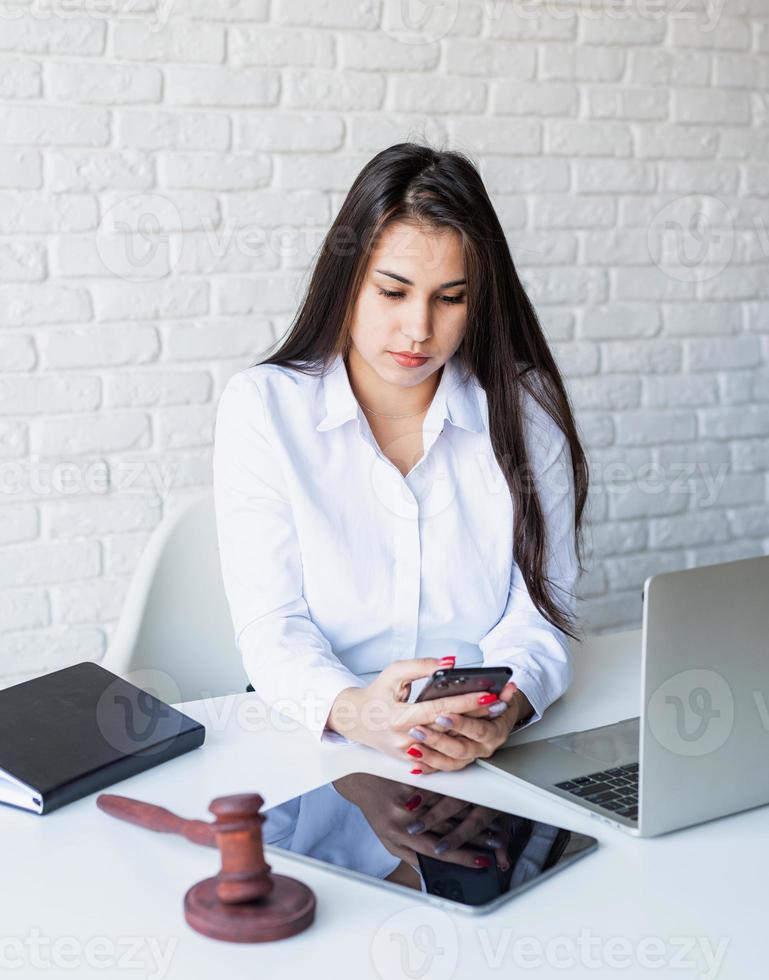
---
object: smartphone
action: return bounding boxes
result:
[417,850,503,905]
[414,666,512,704]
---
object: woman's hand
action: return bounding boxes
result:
[398,795,514,872]
[327,659,515,764]
[331,774,506,873]
[404,685,534,774]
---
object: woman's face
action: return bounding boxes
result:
[348,221,468,388]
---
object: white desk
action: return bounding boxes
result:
[2,630,766,979]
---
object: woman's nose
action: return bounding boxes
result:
[400,318,432,344]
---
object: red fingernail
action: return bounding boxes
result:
[474,856,493,868]
[407,746,423,758]
[477,693,498,705]
[404,794,423,811]
[410,768,423,775]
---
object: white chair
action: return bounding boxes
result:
[102,490,249,705]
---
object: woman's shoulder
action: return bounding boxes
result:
[221,360,317,403]
[515,367,557,426]
[469,363,559,437]
[217,360,327,445]
[514,369,571,471]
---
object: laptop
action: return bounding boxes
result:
[478,554,769,837]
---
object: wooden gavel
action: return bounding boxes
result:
[96,792,315,943]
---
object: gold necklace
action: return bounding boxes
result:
[358,400,431,420]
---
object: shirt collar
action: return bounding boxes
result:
[315,352,485,434]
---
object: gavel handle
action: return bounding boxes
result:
[96,794,216,848]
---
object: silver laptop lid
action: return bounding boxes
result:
[640,554,769,837]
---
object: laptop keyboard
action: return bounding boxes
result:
[554,763,639,821]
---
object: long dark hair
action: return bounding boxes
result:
[255,142,589,641]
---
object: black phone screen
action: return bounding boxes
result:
[414,666,513,704]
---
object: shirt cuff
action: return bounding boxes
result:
[505,668,547,736]
[313,674,368,744]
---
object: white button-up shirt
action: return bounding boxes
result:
[212,351,578,745]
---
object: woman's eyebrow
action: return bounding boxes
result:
[374,268,466,289]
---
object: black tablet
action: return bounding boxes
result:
[261,772,597,915]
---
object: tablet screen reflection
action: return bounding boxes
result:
[261,771,596,911]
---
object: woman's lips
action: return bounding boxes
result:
[389,352,430,367]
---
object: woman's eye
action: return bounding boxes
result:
[377,288,465,305]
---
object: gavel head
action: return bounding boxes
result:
[185,792,316,942]
[208,794,274,905]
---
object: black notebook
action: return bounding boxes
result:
[0,661,205,815]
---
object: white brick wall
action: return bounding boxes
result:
[0,0,768,686]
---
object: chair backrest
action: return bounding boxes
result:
[103,490,249,704]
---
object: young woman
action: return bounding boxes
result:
[213,142,589,777]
